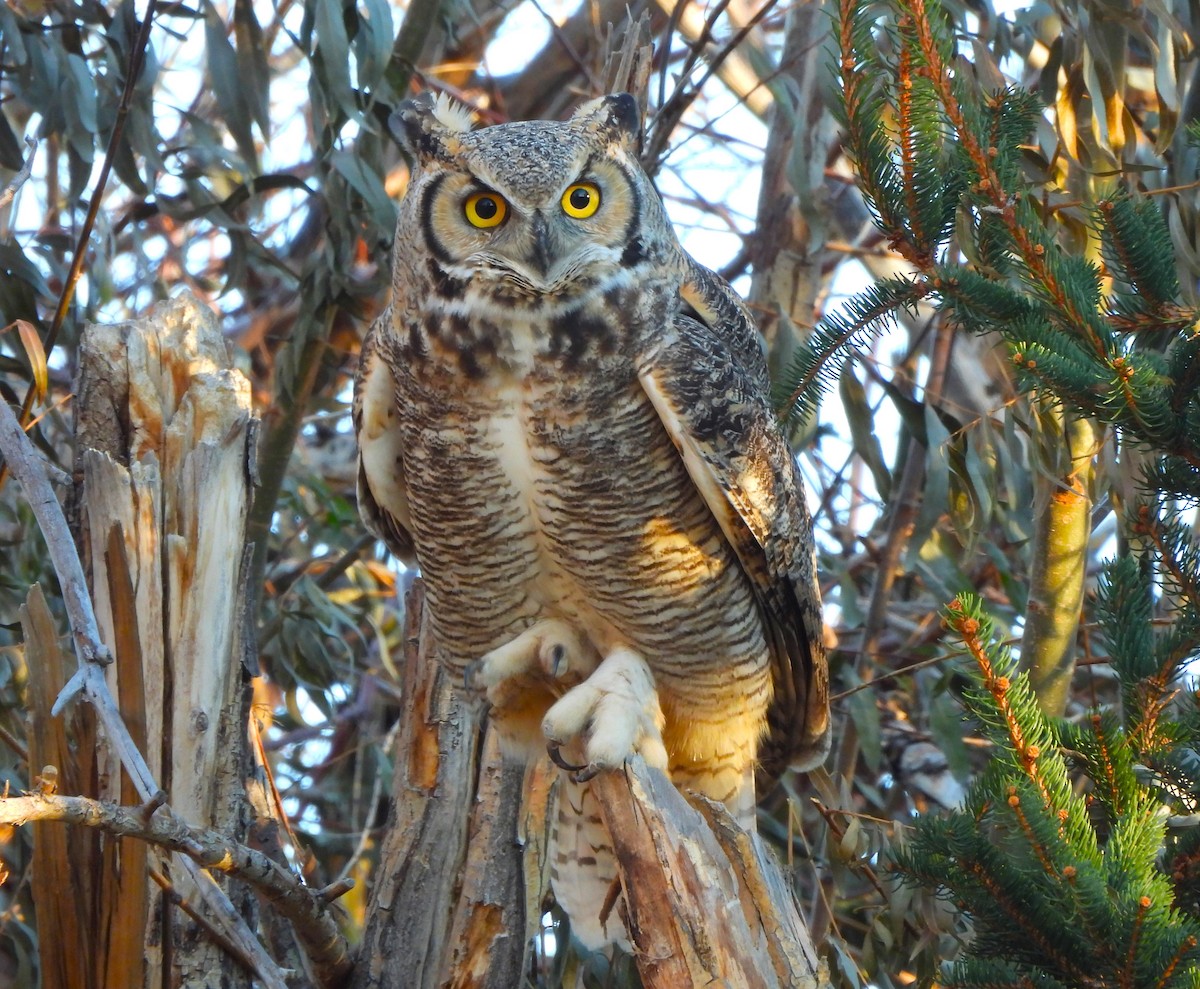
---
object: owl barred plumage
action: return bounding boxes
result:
[354,91,830,950]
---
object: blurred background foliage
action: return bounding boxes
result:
[1,0,1199,984]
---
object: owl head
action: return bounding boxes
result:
[389,93,667,297]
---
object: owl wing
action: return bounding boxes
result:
[354,310,418,564]
[638,264,830,788]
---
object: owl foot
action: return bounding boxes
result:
[542,647,668,781]
[464,619,595,695]
[547,742,588,775]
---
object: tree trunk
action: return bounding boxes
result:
[351,580,528,989]
[354,581,829,989]
[24,292,259,989]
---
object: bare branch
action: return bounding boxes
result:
[0,393,106,670]
[0,791,353,987]
[0,395,292,989]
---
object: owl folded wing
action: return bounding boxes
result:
[354,311,418,564]
[637,287,830,786]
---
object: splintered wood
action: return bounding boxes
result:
[58,292,256,988]
[593,763,828,989]
[357,581,829,989]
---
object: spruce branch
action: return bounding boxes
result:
[945,598,1055,808]
[775,275,934,421]
[1134,505,1200,616]
[896,596,1200,986]
[1098,195,1184,317]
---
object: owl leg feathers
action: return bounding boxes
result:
[542,647,669,781]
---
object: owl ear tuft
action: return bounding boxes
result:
[389,92,475,163]
[572,93,643,155]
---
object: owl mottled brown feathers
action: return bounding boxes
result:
[354,92,829,949]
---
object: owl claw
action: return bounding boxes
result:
[463,658,486,694]
[548,742,588,774]
[543,647,669,779]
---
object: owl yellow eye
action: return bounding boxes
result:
[464,191,508,229]
[561,182,601,219]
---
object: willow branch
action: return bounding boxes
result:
[17,0,160,424]
[1022,413,1098,715]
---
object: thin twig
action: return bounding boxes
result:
[0,724,28,764]
[14,1,160,429]
[257,531,376,648]
[831,651,956,700]
[0,395,106,669]
[150,868,263,978]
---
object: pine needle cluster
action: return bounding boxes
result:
[778,0,1200,485]
[894,580,1200,987]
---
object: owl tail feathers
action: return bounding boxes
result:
[548,777,631,953]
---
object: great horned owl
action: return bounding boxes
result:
[355,91,830,949]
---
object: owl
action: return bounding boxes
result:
[354,91,830,950]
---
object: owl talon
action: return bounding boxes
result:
[463,658,486,694]
[547,643,568,678]
[548,742,587,774]
[543,647,669,778]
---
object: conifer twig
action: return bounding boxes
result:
[945,599,1051,807]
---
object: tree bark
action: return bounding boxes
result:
[354,582,829,988]
[592,762,827,989]
[350,580,527,989]
[1022,411,1098,715]
[42,291,260,989]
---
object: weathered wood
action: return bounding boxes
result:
[696,798,826,986]
[351,580,527,989]
[358,583,829,989]
[71,292,258,989]
[592,761,828,989]
[23,583,95,989]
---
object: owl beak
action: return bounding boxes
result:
[529,212,552,279]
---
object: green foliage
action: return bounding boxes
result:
[784,0,1200,478]
[819,0,1200,983]
[894,593,1200,987]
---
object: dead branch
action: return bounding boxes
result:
[0,791,353,987]
[0,389,290,989]
[592,758,828,989]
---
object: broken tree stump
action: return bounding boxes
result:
[354,580,829,989]
[36,291,259,989]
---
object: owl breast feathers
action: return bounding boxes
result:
[354,91,829,948]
